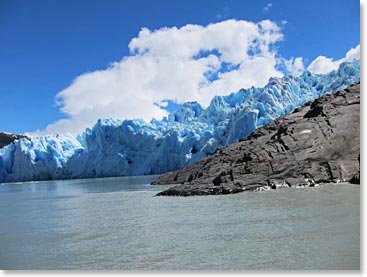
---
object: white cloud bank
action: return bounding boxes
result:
[308,45,360,74]
[32,20,359,136]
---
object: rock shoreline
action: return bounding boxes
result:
[153,83,360,196]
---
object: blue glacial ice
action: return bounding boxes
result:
[0,60,360,182]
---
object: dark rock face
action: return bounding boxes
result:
[0,132,30,149]
[153,83,360,196]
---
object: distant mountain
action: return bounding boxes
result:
[0,132,30,149]
[0,60,360,183]
[154,83,360,196]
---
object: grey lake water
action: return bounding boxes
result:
[0,176,359,270]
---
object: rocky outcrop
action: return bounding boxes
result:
[153,83,360,196]
[0,132,30,149]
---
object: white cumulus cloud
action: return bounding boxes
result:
[307,44,360,74]
[34,19,306,136]
[283,57,305,76]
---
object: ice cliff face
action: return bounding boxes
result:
[0,60,360,182]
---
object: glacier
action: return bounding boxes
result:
[0,60,360,183]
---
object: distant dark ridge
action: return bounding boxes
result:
[0,132,30,149]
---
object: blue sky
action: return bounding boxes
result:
[0,0,360,135]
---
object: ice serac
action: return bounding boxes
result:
[0,60,360,183]
[0,134,83,182]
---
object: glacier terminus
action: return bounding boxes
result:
[0,60,360,183]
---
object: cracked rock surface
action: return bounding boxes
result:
[152,83,360,196]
